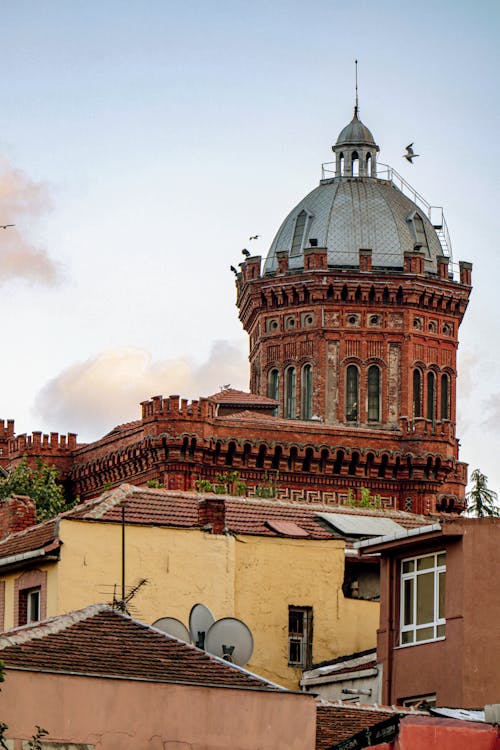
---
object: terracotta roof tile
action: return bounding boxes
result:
[207,388,278,405]
[315,703,399,749]
[0,604,283,691]
[0,520,58,560]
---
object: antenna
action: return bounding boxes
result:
[153,616,191,643]
[111,577,148,614]
[205,617,254,667]
[189,603,215,649]
[354,59,359,117]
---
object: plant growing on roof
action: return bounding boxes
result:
[254,470,280,499]
[465,469,499,517]
[345,486,382,509]
[0,457,73,522]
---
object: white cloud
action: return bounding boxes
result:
[0,155,60,284]
[34,340,248,440]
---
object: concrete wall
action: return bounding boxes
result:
[0,669,317,750]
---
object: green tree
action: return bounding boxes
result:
[0,457,72,522]
[465,469,499,518]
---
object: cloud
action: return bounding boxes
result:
[0,155,60,284]
[34,341,248,440]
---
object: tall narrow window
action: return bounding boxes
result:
[345,365,359,422]
[413,369,422,418]
[427,372,435,421]
[400,552,446,645]
[291,210,308,257]
[268,368,280,401]
[288,606,313,668]
[301,364,313,420]
[285,367,296,419]
[367,365,381,422]
[352,151,359,176]
[441,374,449,420]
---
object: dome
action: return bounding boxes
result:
[335,111,377,148]
[263,177,444,275]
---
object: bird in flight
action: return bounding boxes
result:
[242,248,251,257]
[0,224,15,230]
[403,144,419,163]
[249,235,260,240]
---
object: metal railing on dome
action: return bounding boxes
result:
[320,160,454,269]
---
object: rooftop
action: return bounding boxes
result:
[0,603,283,691]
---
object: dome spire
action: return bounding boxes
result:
[354,59,359,118]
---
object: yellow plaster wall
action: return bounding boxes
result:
[57,520,236,627]
[233,534,379,688]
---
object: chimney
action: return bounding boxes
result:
[0,495,37,539]
[198,496,226,534]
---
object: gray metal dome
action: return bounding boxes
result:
[335,112,377,148]
[263,177,444,275]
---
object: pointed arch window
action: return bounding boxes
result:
[301,364,313,420]
[268,368,280,401]
[291,210,308,257]
[285,366,296,419]
[346,365,359,422]
[413,369,422,418]
[427,371,435,421]
[441,374,450,420]
[367,365,381,422]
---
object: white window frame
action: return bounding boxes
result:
[288,606,313,668]
[399,551,445,647]
[27,587,41,624]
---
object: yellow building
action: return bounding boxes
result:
[0,485,425,688]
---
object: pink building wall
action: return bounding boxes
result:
[1,669,317,749]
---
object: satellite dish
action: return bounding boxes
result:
[205,617,254,667]
[189,603,215,649]
[152,617,190,643]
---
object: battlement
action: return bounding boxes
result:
[141,395,216,421]
[9,431,78,457]
[0,420,15,439]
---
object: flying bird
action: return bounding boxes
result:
[0,224,15,229]
[403,143,419,163]
[230,265,238,275]
[242,248,251,257]
[249,235,260,240]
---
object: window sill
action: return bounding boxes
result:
[395,636,445,650]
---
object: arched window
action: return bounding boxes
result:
[338,152,344,175]
[366,152,372,175]
[268,368,280,401]
[291,210,308,257]
[367,365,381,422]
[427,371,435,421]
[441,374,449,420]
[301,364,313,420]
[352,151,359,176]
[285,367,296,419]
[413,369,422,418]
[345,365,359,422]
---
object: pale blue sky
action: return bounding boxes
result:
[0,1,498,494]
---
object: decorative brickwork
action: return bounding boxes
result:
[0,495,37,539]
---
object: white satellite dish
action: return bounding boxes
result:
[205,617,254,667]
[152,616,190,643]
[189,603,215,649]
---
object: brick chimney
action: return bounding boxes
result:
[198,496,226,534]
[0,495,37,539]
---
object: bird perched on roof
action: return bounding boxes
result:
[403,143,419,163]
[0,224,15,229]
[249,234,260,240]
[230,265,238,275]
[242,248,251,257]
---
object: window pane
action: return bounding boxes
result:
[368,366,380,422]
[416,572,434,625]
[427,372,435,420]
[437,624,445,638]
[413,370,422,417]
[346,366,359,421]
[437,553,446,567]
[402,559,415,574]
[403,579,414,625]
[417,555,433,571]
[401,631,414,644]
[416,626,434,642]
[301,365,312,420]
[441,375,449,420]
[438,571,446,619]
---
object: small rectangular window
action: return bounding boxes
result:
[19,587,41,626]
[288,605,313,668]
[400,552,445,646]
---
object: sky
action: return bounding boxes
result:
[0,0,498,496]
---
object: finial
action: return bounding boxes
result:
[354,59,359,118]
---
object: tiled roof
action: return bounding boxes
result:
[0,604,283,691]
[0,519,58,560]
[315,702,399,749]
[207,388,278,406]
[104,420,142,437]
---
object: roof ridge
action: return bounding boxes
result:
[83,483,138,519]
[0,603,110,647]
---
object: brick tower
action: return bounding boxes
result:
[236,107,471,514]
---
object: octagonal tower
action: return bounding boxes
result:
[236,109,472,514]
